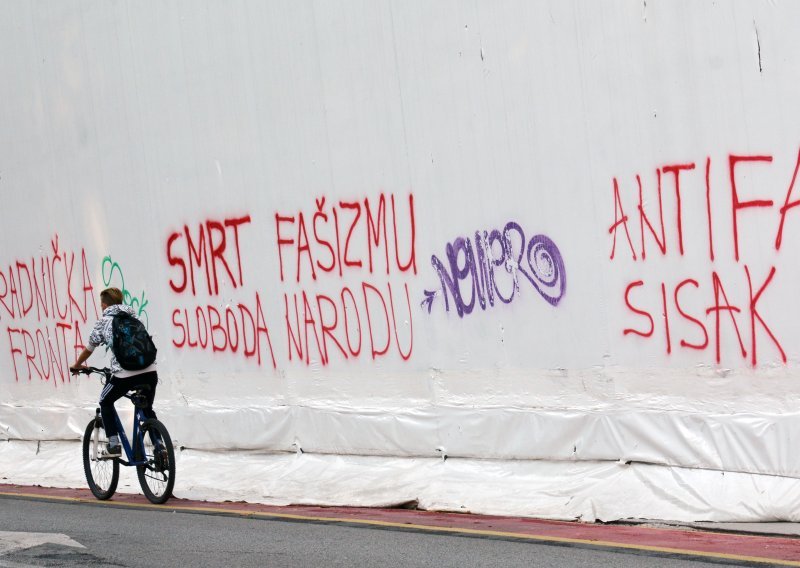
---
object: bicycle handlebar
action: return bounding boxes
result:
[70,366,111,379]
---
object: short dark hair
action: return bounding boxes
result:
[100,287,123,306]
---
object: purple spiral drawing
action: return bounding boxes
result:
[526,235,566,306]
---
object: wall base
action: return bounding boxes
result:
[2,440,798,523]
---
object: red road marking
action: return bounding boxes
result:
[2,484,800,565]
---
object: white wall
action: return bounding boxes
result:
[2,0,800,519]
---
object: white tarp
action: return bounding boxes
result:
[6,402,800,478]
[4,441,800,524]
[3,0,800,521]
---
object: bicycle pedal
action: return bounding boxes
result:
[100,445,122,459]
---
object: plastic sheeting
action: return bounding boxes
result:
[4,0,800,525]
[5,402,800,479]
[3,440,800,523]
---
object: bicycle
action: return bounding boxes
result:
[76,366,176,504]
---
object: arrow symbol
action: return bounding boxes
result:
[421,289,438,314]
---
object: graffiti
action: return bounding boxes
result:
[166,215,252,296]
[610,147,800,365]
[101,255,150,328]
[171,291,276,367]
[284,281,412,364]
[1,234,97,384]
[165,197,416,368]
[622,267,785,365]
[166,213,277,367]
[276,193,416,364]
[608,149,800,262]
[275,193,416,282]
[423,222,566,318]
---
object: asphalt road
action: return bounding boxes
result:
[0,496,754,567]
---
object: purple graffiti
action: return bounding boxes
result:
[423,222,566,317]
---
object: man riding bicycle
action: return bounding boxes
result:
[70,287,159,457]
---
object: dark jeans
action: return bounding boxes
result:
[99,371,158,438]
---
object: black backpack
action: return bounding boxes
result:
[111,311,157,370]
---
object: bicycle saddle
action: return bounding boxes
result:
[129,386,151,408]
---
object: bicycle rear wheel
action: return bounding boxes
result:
[136,419,175,504]
[82,418,119,500]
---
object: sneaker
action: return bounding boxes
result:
[102,443,122,458]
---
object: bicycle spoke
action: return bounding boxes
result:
[83,419,119,500]
[136,419,175,504]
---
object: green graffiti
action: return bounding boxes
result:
[101,255,150,328]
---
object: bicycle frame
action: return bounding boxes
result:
[103,402,149,467]
[79,365,175,505]
[84,367,160,468]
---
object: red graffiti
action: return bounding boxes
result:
[283,281,413,366]
[1,235,96,384]
[621,268,786,365]
[166,215,251,296]
[609,149,800,262]
[275,192,417,366]
[166,213,277,367]
[275,193,416,283]
[170,291,276,368]
[609,149,800,366]
[167,194,417,367]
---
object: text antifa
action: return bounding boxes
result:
[2,235,97,384]
[609,149,800,365]
[166,215,277,367]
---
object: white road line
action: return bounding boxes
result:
[0,531,84,555]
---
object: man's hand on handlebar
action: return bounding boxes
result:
[70,366,111,380]
[71,348,93,375]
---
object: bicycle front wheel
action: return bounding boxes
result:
[136,419,176,504]
[82,418,119,500]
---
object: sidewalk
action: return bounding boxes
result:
[623,519,800,539]
[1,484,799,565]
